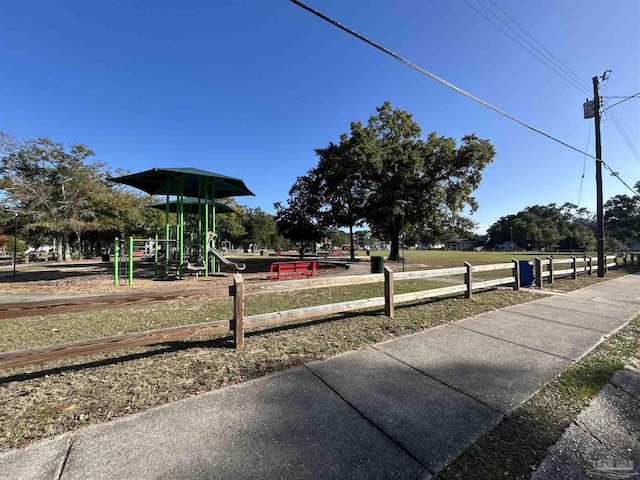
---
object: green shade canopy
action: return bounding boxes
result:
[149,198,236,214]
[110,167,255,199]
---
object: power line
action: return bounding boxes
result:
[603,161,638,196]
[289,0,640,199]
[603,94,640,99]
[602,92,640,112]
[606,109,640,162]
[577,125,591,206]
[485,0,591,91]
[290,1,592,157]
[466,0,592,96]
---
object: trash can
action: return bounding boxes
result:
[518,260,535,287]
[371,256,384,273]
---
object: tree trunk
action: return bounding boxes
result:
[388,218,401,261]
[56,235,63,262]
[389,240,400,261]
[63,233,71,261]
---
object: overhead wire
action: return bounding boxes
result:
[606,109,640,162]
[289,0,640,198]
[603,162,638,196]
[604,94,640,99]
[577,125,591,206]
[602,92,640,112]
[466,0,592,96]
[485,0,591,92]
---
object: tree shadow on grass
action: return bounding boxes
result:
[0,309,378,385]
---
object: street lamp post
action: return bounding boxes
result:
[510,227,513,251]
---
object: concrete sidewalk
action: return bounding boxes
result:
[532,360,640,480]
[2,274,639,479]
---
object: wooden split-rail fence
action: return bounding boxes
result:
[0,255,621,370]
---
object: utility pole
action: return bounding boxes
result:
[593,74,605,277]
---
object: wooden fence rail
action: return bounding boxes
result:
[0,255,621,370]
[534,254,617,287]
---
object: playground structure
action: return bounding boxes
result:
[110,167,254,285]
[112,231,246,285]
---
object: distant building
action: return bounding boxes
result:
[419,243,444,250]
[494,241,516,251]
[444,238,475,251]
[625,239,640,251]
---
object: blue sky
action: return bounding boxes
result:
[1,1,638,234]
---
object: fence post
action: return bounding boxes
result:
[114,237,119,286]
[632,253,635,266]
[384,266,394,319]
[546,256,554,285]
[233,274,244,349]
[534,257,543,288]
[512,259,520,291]
[605,255,609,274]
[587,256,592,275]
[464,261,472,299]
[623,253,627,267]
[614,254,618,269]
[128,236,134,286]
[571,256,577,280]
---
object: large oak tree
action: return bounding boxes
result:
[284,102,496,260]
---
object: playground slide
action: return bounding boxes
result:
[208,233,246,271]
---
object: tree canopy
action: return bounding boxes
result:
[0,133,164,260]
[277,102,496,260]
[604,182,640,246]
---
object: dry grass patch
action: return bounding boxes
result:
[0,269,634,452]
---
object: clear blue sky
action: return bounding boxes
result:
[1,1,638,234]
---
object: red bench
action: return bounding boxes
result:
[268,261,317,281]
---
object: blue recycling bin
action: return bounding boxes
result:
[518,260,535,287]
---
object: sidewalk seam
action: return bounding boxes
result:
[56,435,75,480]
[303,364,433,475]
[533,303,631,321]
[612,384,640,403]
[370,345,503,416]
[571,416,619,458]
[501,309,611,334]
[450,323,579,362]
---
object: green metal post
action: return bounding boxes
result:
[128,236,134,285]
[165,194,170,276]
[205,201,209,277]
[178,176,184,278]
[114,237,119,286]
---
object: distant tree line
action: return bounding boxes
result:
[486,185,640,252]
